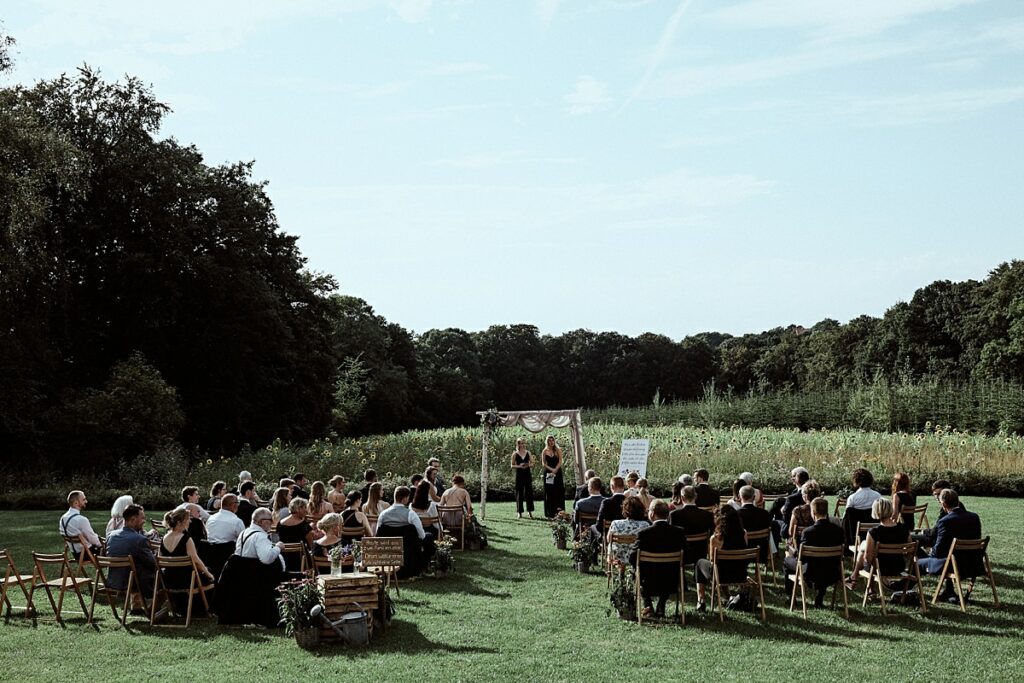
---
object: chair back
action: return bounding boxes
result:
[155,555,197,571]
[853,521,879,543]
[796,544,844,560]
[418,515,441,530]
[636,550,684,565]
[575,512,597,527]
[698,505,717,513]
[833,497,847,517]
[793,525,809,540]
[761,494,781,505]
[340,528,364,541]
[62,534,98,571]
[684,531,711,560]
[150,520,166,533]
[719,496,734,505]
[949,536,988,577]
[873,541,918,567]
[32,552,74,582]
[908,504,929,529]
[713,547,760,563]
[95,555,136,571]
[608,533,637,547]
[279,543,309,573]
[744,528,771,560]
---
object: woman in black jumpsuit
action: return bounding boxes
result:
[511,438,534,519]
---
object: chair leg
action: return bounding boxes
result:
[984,554,1000,607]
[714,567,724,623]
[636,565,643,625]
[755,567,767,623]
[931,555,952,605]
[788,570,798,613]
[913,563,927,613]
[678,568,685,626]
[876,572,887,616]
[184,573,196,628]
[861,568,872,609]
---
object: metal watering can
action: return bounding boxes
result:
[310,603,369,646]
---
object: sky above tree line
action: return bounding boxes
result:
[4,1,1023,338]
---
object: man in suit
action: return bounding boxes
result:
[291,473,310,500]
[573,477,605,537]
[773,467,810,540]
[595,476,626,540]
[574,470,598,503]
[737,485,773,563]
[630,501,687,618]
[918,489,982,602]
[784,497,845,607]
[236,481,259,527]
[693,469,719,507]
[669,486,715,564]
[359,469,378,505]
[912,479,955,550]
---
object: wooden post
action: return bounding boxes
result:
[480,421,491,521]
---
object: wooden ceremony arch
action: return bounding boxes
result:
[476,409,587,520]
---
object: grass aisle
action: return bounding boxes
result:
[1,500,1022,682]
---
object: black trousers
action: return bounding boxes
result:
[515,475,534,513]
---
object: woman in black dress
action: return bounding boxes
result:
[890,472,917,528]
[276,498,314,574]
[511,438,534,519]
[541,435,565,519]
[159,508,215,615]
[341,491,374,540]
[695,505,748,612]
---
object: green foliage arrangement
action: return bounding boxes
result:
[277,579,322,636]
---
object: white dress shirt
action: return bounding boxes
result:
[58,508,101,553]
[846,487,882,510]
[206,508,245,544]
[377,503,426,540]
[235,525,285,569]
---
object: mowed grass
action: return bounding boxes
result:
[0,499,1022,682]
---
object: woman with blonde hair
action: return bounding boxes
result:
[308,481,333,519]
[634,478,655,511]
[846,497,911,589]
[362,482,389,515]
[541,435,564,519]
[159,508,216,613]
[312,512,344,570]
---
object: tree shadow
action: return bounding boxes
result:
[310,619,498,658]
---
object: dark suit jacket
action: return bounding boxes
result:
[930,506,981,560]
[573,494,604,523]
[236,498,257,527]
[629,520,687,597]
[770,488,799,519]
[799,519,846,588]
[669,505,715,563]
[738,503,773,560]
[597,493,626,530]
[780,490,804,527]
[694,483,719,508]
[292,485,309,500]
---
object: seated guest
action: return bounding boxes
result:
[912,479,954,550]
[207,494,245,545]
[427,457,447,493]
[738,472,764,507]
[918,489,982,602]
[107,495,135,536]
[410,480,440,537]
[175,486,211,523]
[291,473,310,500]
[891,472,916,528]
[630,501,687,618]
[377,486,435,577]
[693,469,719,507]
[668,482,685,511]
[847,498,911,588]
[59,491,102,559]
[677,473,694,487]
[308,480,333,520]
[409,473,424,490]
[359,469,378,506]
[726,479,745,510]
[183,503,208,542]
[608,495,650,566]
[595,476,627,539]
[423,467,443,502]
[105,504,157,601]
[573,477,605,533]
[635,478,655,511]
[784,498,845,607]
[846,468,881,511]
[787,479,823,547]
[737,485,774,560]
[624,472,640,497]
[327,475,347,512]
[439,474,474,528]
[363,482,390,516]
[229,470,252,496]
[277,498,315,572]
[669,486,715,565]
[279,477,296,493]
[312,513,344,567]
[271,486,292,522]
[775,468,810,539]
[217,508,285,627]
[341,491,374,540]
[158,509,216,614]
[694,505,748,613]
[206,481,226,512]
[574,470,598,502]
[236,481,259,527]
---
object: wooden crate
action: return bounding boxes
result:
[318,572,384,642]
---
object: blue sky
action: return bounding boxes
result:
[4,1,1023,338]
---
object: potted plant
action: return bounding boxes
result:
[277,579,323,648]
[550,512,572,550]
[568,538,597,573]
[432,536,455,578]
[608,565,638,621]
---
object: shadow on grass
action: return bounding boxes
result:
[310,618,498,658]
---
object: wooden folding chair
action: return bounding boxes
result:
[848,521,879,560]
[788,544,848,619]
[279,543,312,578]
[437,506,467,550]
[719,496,734,505]
[574,512,597,541]
[684,531,710,587]
[361,537,404,596]
[366,514,379,535]
[635,550,685,626]
[151,555,213,628]
[1,549,33,620]
[150,520,166,535]
[62,534,99,578]
[606,534,638,590]
[698,505,718,514]
[89,556,139,627]
[833,497,847,518]
[929,536,998,611]
[745,528,776,586]
[859,541,926,615]
[909,504,930,530]
[710,547,766,623]
[760,494,781,509]
[418,515,443,537]
[28,552,92,626]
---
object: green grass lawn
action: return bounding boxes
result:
[1,499,1022,682]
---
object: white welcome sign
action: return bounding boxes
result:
[617,439,650,478]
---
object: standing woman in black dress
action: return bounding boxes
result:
[511,438,534,519]
[542,435,565,519]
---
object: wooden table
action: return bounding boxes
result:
[318,572,386,643]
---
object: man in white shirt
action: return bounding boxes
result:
[377,486,426,540]
[207,494,245,544]
[235,508,285,570]
[845,468,882,510]
[58,490,102,555]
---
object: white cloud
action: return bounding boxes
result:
[563,75,613,115]
[618,0,694,113]
[388,0,434,23]
[536,0,561,29]
[846,86,1024,125]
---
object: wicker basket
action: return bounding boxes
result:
[294,627,321,649]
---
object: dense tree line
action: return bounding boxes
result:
[2,57,1023,473]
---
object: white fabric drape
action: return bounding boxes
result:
[478,410,587,520]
